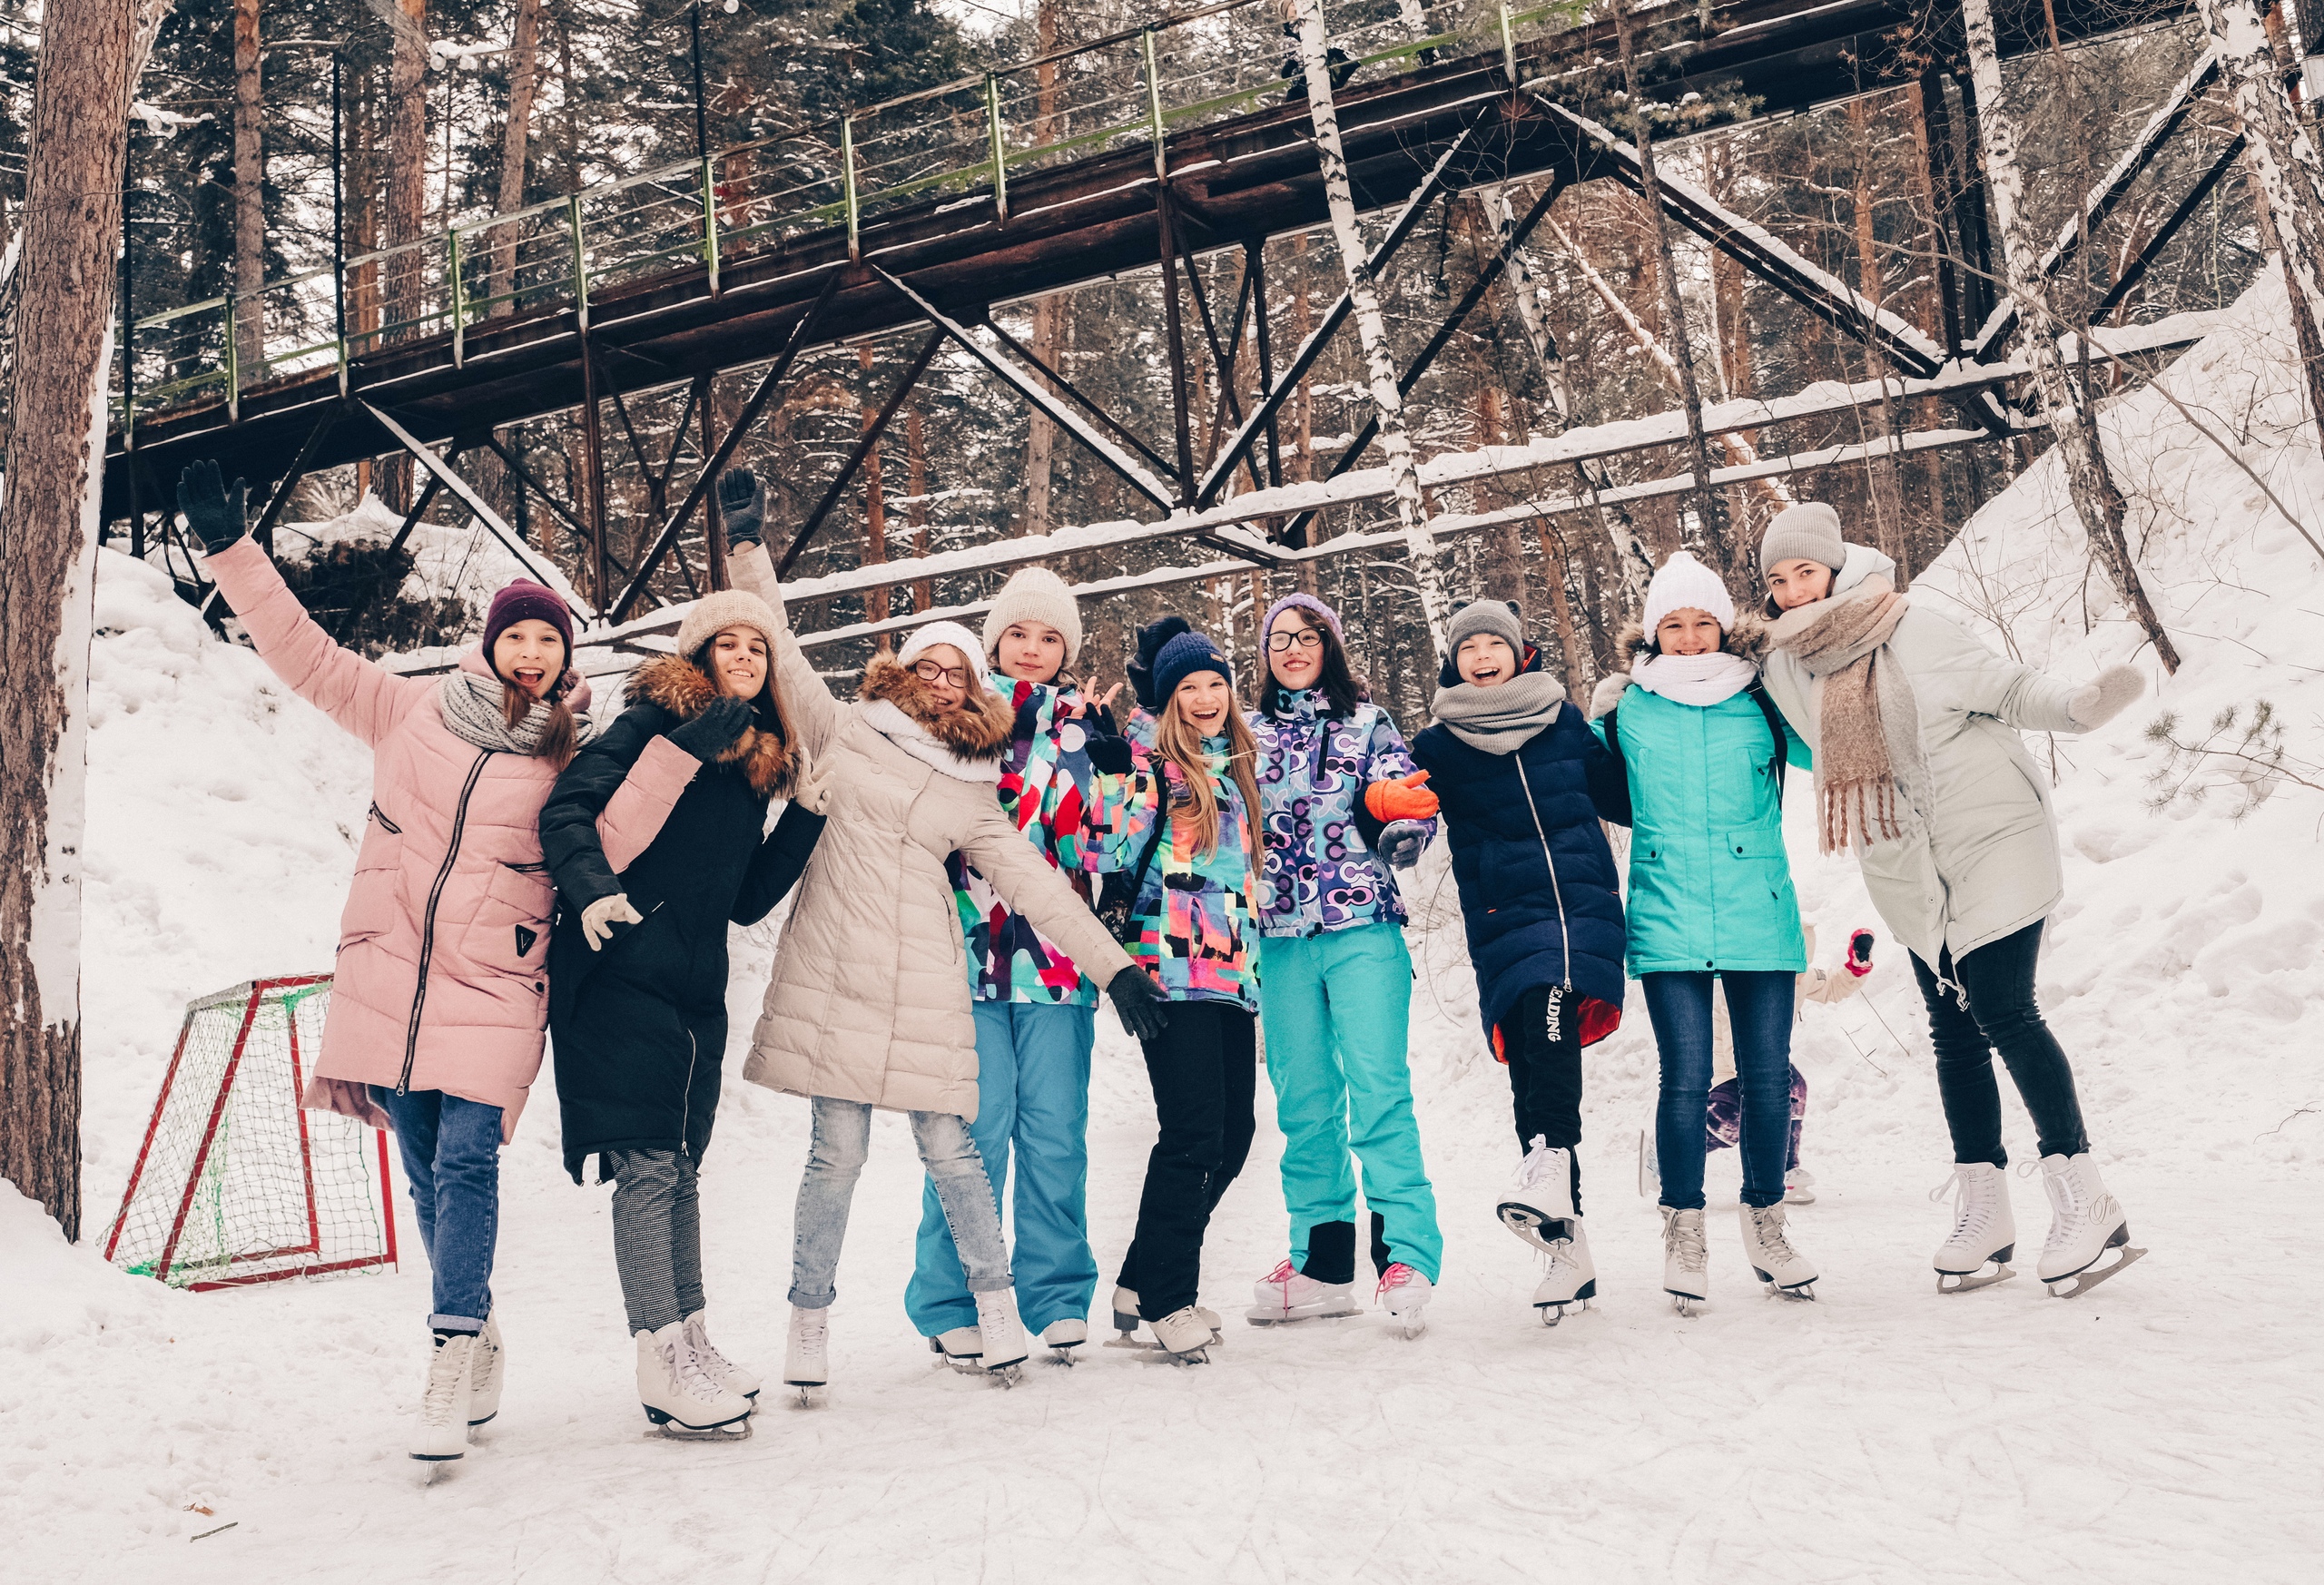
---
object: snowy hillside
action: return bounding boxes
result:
[6,275,2322,1582]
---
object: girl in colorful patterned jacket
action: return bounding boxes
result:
[1244,593,1444,1338]
[903,566,1126,1369]
[1088,630,1265,1362]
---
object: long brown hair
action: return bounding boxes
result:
[1153,688,1262,861]
[496,652,580,770]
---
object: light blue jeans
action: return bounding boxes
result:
[373,1087,502,1333]
[789,1097,1011,1310]
[905,1001,1098,1337]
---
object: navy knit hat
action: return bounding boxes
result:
[1151,630,1233,704]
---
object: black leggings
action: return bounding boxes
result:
[1117,1000,1257,1321]
[1910,920,2090,1167]
[1501,983,1584,1212]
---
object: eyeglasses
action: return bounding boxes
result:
[1265,629,1324,653]
[911,659,970,687]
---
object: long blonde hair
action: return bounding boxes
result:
[1152,692,1262,861]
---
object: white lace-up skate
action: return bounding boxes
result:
[636,1322,753,1437]
[1931,1162,2017,1294]
[929,1325,983,1373]
[1782,1167,1817,1206]
[783,1305,830,1404]
[411,1332,477,1463]
[973,1288,1030,1381]
[2035,1154,2144,1297]
[1377,1264,1433,1338]
[1532,1223,1597,1326]
[1041,1317,1088,1363]
[1148,1306,1215,1363]
[1245,1260,1362,1325]
[1108,1286,1224,1352]
[465,1314,504,1427]
[1499,1135,1579,1252]
[1660,1206,1709,1314]
[1739,1202,1817,1298]
[683,1310,759,1400]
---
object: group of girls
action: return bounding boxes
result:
[181,450,2149,1462]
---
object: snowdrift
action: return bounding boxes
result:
[5,272,2319,1582]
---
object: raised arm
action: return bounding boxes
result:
[732,802,829,926]
[539,707,665,913]
[204,535,428,747]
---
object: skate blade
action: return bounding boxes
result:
[1497,1205,1578,1254]
[2045,1245,2146,1299]
[1393,1320,1427,1340]
[1047,1346,1079,1366]
[1936,1263,2016,1295]
[1668,1294,1707,1318]
[1243,1304,1362,1326]
[1535,1297,1592,1326]
[1753,1268,1817,1301]
[981,1360,1027,1386]
[654,1420,753,1441]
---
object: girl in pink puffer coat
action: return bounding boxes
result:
[182,462,693,1466]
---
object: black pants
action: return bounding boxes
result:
[1910,920,2090,1167]
[1502,983,1584,1212]
[1117,1000,1257,1320]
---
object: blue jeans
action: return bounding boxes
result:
[906,1001,1098,1337]
[1642,972,1794,1210]
[790,1097,1011,1310]
[373,1088,503,1331]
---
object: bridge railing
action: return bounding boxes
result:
[113,0,1592,438]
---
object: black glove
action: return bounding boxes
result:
[667,696,753,763]
[176,459,249,554]
[1107,967,1170,1042]
[1083,702,1119,740]
[717,467,765,547]
[1085,731,1133,777]
[1126,615,1191,712]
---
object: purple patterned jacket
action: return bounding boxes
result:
[1251,688,1434,938]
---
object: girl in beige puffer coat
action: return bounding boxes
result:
[720,536,1166,1386]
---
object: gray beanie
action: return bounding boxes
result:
[1446,598,1525,656]
[1758,501,1846,576]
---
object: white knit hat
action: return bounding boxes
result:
[675,588,783,661]
[980,565,1083,667]
[898,619,988,673]
[1642,549,1737,635]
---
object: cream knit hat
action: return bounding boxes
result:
[898,620,988,673]
[1642,549,1737,635]
[980,566,1083,667]
[675,588,783,661]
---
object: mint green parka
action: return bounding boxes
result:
[1592,684,1809,978]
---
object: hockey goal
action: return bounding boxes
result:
[103,976,399,1291]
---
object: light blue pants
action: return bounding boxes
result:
[1256,923,1443,1284]
[905,1000,1099,1336]
[790,1098,1009,1310]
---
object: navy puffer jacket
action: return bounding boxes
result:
[1410,652,1629,1046]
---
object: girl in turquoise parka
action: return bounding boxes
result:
[1589,551,1819,1309]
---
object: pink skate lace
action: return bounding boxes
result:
[1376,1262,1419,1298]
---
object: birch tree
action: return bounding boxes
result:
[1290,0,1448,641]
[1961,0,2180,672]
[1,0,137,1240]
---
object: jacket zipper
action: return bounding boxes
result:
[1512,754,1572,987]
[397,749,494,1095]
[678,1027,700,1148]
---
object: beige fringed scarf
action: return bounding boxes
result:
[1760,576,1930,852]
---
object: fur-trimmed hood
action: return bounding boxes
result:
[857,655,1012,775]
[626,653,796,798]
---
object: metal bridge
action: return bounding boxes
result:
[103,0,2230,642]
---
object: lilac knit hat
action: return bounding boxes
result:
[1261,592,1343,642]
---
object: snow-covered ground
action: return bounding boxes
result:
[8,277,2322,1583]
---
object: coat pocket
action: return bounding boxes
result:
[338,807,406,947]
[478,861,556,975]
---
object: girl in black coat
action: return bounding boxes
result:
[540,593,824,1434]
[1409,598,1627,1324]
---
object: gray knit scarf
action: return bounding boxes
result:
[1430,671,1568,754]
[438,671,590,756]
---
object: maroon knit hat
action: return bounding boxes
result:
[483,580,574,658]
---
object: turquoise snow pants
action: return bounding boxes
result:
[1256,923,1443,1284]
[904,999,1099,1337]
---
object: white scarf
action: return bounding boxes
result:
[1629,649,1758,708]
[861,699,1002,784]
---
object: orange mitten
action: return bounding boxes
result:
[1364,770,1438,822]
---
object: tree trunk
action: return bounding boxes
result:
[231,0,263,377]
[2,0,136,1242]
[858,345,892,650]
[1021,0,1063,537]
[1533,519,1591,692]
[1610,0,1731,573]
[906,405,932,614]
[1293,0,1444,640]
[1962,0,2180,672]
[489,0,542,320]
[380,0,429,512]
[1846,94,1907,575]
[2200,0,2324,451]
